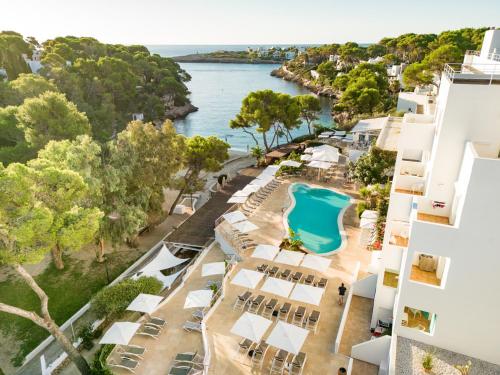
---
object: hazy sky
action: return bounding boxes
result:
[3,0,500,45]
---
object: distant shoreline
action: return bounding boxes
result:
[172,54,283,64]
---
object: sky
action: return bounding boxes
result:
[2,0,500,45]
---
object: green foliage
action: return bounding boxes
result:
[91,345,114,375]
[282,228,303,252]
[77,322,95,350]
[0,31,31,80]
[367,44,387,58]
[349,146,396,186]
[9,74,59,104]
[402,62,434,88]
[422,351,434,371]
[296,95,321,134]
[90,276,162,319]
[16,91,91,150]
[455,360,472,375]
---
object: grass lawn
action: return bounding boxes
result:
[0,249,144,367]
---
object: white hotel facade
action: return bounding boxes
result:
[368,28,500,371]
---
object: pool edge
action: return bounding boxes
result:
[282,182,353,257]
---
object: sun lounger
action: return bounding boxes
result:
[256,263,268,273]
[306,310,321,333]
[289,352,307,375]
[251,342,269,368]
[279,269,291,280]
[248,294,265,313]
[183,321,202,333]
[315,278,328,289]
[116,345,146,359]
[136,324,160,339]
[267,266,279,277]
[238,338,254,354]
[270,349,289,375]
[174,351,203,365]
[108,356,139,373]
[192,309,205,321]
[233,291,252,310]
[263,298,278,318]
[292,306,307,326]
[168,364,202,375]
[278,302,291,321]
[145,315,166,328]
[303,274,315,285]
[291,271,303,283]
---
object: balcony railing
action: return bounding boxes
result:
[444,63,500,85]
[465,49,500,62]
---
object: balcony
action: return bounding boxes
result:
[401,306,437,335]
[383,269,399,288]
[416,212,450,226]
[444,63,500,85]
[388,221,410,247]
[408,252,450,288]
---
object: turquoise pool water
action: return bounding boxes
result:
[287,184,351,254]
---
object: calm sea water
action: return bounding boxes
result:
[148,46,335,151]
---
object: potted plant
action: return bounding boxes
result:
[280,228,304,252]
[422,351,434,373]
[455,360,472,375]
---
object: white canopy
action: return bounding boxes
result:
[300,154,312,161]
[260,277,294,298]
[227,195,248,204]
[251,244,280,261]
[311,147,339,163]
[242,184,260,193]
[318,134,331,139]
[342,134,354,143]
[126,293,163,314]
[231,268,264,289]
[289,284,325,306]
[264,165,280,175]
[232,189,252,198]
[132,269,183,290]
[230,312,273,342]
[232,220,259,233]
[304,147,314,154]
[314,144,339,153]
[202,262,226,277]
[222,210,247,224]
[139,244,188,275]
[266,321,309,355]
[184,289,213,309]
[99,322,140,345]
[308,160,332,170]
[348,149,366,163]
[279,160,302,168]
[274,249,305,266]
[300,254,332,274]
[255,173,275,182]
[334,131,346,137]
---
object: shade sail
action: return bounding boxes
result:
[274,249,305,267]
[222,210,247,224]
[300,154,312,161]
[202,262,226,277]
[300,254,332,274]
[266,321,309,355]
[231,269,264,289]
[311,147,339,163]
[230,312,273,342]
[127,293,163,314]
[255,173,275,182]
[251,244,280,261]
[260,277,294,298]
[232,220,259,233]
[307,160,332,169]
[289,284,325,306]
[228,196,247,204]
[139,244,188,274]
[99,322,140,345]
[184,289,213,309]
[279,160,302,168]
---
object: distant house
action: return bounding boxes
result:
[351,117,389,146]
[310,70,320,80]
[272,51,281,59]
[397,90,436,114]
[329,54,339,63]
[367,56,384,64]
[132,113,144,121]
[0,68,7,81]
[285,51,296,60]
[23,49,44,74]
[387,63,407,86]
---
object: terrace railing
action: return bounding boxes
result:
[443,63,500,85]
[466,49,500,62]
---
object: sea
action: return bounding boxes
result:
[147,45,335,151]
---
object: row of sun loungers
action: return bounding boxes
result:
[241,179,281,215]
[168,351,204,375]
[256,264,328,288]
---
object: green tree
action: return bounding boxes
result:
[349,146,396,185]
[16,91,91,150]
[0,163,91,375]
[367,44,387,58]
[296,95,321,135]
[424,44,462,75]
[170,136,229,215]
[402,62,435,88]
[0,32,31,80]
[9,73,59,104]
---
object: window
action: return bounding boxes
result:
[383,269,399,288]
[402,306,437,335]
[409,252,450,288]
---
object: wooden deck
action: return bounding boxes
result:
[417,212,450,225]
[394,188,423,196]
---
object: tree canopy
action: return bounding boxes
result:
[349,146,397,185]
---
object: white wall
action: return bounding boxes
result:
[352,274,377,299]
[351,335,392,365]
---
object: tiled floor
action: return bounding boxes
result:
[409,265,441,286]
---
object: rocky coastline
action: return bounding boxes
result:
[165,102,199,120]
[271,66,339,98]
[173,54,282,64]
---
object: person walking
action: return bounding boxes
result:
[338,283,347,305]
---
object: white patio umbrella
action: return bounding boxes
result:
[99,322,141,345]
[227,195,248,204]
[250,177,271,187]
[256,173,275,182]
[222,210,247,224]
[308,160,332,169]
[300,154,312,162]
[260,277,294,298]
[264,165,280,175]
[126,293,163,314]
[300,254,332,274]
[279,160,302,168]
[202,262,226,277]
[242,184,261,193]
[184,289,213,309]
[304,147,314,154]
[230,312,273,342]
[266,321,309,355]
[232,189,252,198]
[251,244,280,261]
[274,249,305,267]
[311,149,339,163]
[232,220,259,233]
[289,284,325,306]
[231,268,264,289]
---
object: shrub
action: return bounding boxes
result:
[422,351,434,372]
[77,322,95,350]
[91,345,114,375]
[90,276,162,319]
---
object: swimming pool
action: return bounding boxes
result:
[285,183,351,255]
